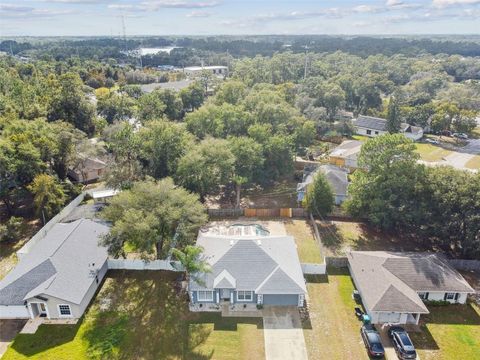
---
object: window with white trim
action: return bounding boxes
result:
[237,291,253,302]
[418,292,428,300]
[445,292,455,300]
[197,291,214,301]
[58,304,72,316]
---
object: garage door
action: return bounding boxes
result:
[378,312,401,323]
[0,305,30,319]
[263,294,298,306]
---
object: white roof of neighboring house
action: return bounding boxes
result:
[330,140,363,159]
[354,115,423,135]
[191,234,306,295]
[92,189,119,199]
[0,219,109,306]
[184,65,227,71]
[347,251,474,314]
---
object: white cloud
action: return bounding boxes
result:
[432,0,480,7]
[0,4,75,18]
[108,0,221,13]
[186,10,212,17]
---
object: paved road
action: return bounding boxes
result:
[461,139,480,155]
[0,319,27,357]
[263,306,308,360]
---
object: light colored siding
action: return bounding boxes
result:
[263,294,299,306]
[422,291,468,304]
[0,305,30,318]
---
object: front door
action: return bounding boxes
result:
[221,289,230,301]
[39,303,47,317]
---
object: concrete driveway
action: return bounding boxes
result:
[378,326,420,360]
[263,306,308,360]
[0,319,27,357]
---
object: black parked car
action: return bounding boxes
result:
[388,327,417,359]
[361,324,385,358]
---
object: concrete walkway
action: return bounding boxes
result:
[263,306,308,360]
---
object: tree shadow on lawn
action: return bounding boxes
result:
[9,320,82,357]
[408,325,440,351]
[82,270,213,360]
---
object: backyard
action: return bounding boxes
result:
[284,219,322,263]
[317,220,436,256]
[3,271,265,360]
[302,270,368,360]
[415,143,452,162]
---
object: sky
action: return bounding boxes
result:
[1,0,480,37]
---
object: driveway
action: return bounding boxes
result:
[263,306,308,360]
[378,326,421,360]
[0,319,27,357]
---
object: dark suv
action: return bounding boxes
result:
[361,324,385,358]
[388,327,417,359]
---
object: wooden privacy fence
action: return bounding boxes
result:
[207,208,307,218]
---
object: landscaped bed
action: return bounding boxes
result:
[3,271,264,360]
[302,270,369,360]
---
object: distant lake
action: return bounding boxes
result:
[138,47,181,55]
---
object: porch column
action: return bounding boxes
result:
[230,291,234,304]
[216,291,220,304]
[257,294,263,305]
[415,313,420,325]
[298,294,305,307]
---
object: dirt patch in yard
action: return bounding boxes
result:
[318,220,437,256]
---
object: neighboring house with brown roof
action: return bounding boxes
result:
[353,115,424,141]
[68,156,106,183]
[347,251,474,325]
[329,140,363,170]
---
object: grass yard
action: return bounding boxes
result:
[351,135,369,142]
[0,218,41,280]
[410,303,480,360]
[3,271,264,360]
[465,155,480,169]
[284,219,322,263]
[318,220,433,256]
[415,143,452,162]
[303,270,368,360]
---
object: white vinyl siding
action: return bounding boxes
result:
[197,291,214,302]
[236,291,253,302]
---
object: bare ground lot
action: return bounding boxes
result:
[317,220,439,257]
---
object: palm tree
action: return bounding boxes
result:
[172,245,210,286]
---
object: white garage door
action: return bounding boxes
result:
[378,312,401,323]
[0,305,30,318]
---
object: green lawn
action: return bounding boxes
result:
[415,143,452,162]
[3,271,264,360]
[303,270,368,360]
[351,135,369,142]
[284,219,323,263]
[410,303,480,360]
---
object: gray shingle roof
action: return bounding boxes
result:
[297,165,348,197]
[0,260,56,305]
[347,251,474,314]
[0,219,109,305]
[354,116,388,131]
[191,235,306,295]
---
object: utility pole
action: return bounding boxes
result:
[121,14,128,53]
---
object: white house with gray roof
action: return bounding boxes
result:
[354,115,423,141]
[347,251,474,325]
[0,219,109,320]
[297,164,349,205]
[189,232,307,311]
